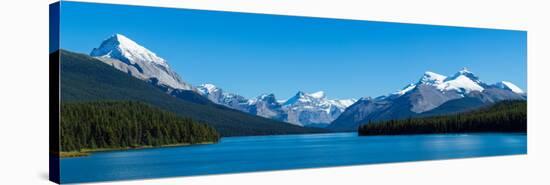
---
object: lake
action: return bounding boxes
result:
[60,132,526,183]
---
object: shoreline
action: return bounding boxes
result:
[358,131,527,137]
[59,131,527,158]
[60,141,216,158]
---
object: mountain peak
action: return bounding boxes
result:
[412,68,484,94]
[437,68,484,93]
[109,33,132,43]
[495,81,524,94]
[91,34,169,68]
[459,67,471,73]
[201,83,217,89]
[282,90,330,107]
[108,34,142,51]
[393,83,416,96]
[196,83,220,94]
[90,34,192,90]
[310,91,326,99]
[419,71,447,85]
[425,71,442,76]
[257,93,277,100]
[290,91,327,100]
[449,67,479,82]
[293,91,307,97]
[113,33,127,38]
[94,34,136,53]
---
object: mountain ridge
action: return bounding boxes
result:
[328,68,526,131]
[89,34,357,127]
[196,83,357,127]
[85,34,525,131]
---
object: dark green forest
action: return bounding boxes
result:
[61,101,220,152]
[358,101,526,136]
[60,50,326,137]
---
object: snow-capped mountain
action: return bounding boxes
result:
[87,34,355,127]
[435,68,485,93]
[86,35,524,131]
[331,99,357,109]
[195,83,252,113]
[329,68,526,131]
[196,84,356,127]
[90,34,192,90]
[196,84,224,102]
[282,91,357,126]
[387,68,524,113]
[495,81,525,94]
[408,68,485,95]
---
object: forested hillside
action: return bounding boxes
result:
[60,50,326,136]
[61,101,220,152]
[358,101,526,136]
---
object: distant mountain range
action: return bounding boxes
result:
[89,34,356,127]
[196,84,356,127]
[329,69,526,131]
[84,33,526,131]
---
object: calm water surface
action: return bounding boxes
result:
[60,132,526,183]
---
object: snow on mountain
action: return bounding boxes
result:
[91,34,168,68]
[406,68,485,94]
[330,99,357,108]
[196,83,221,98]
[439,75,485,93]
[437,68,485,93]
[411,68,484,94]
[197,83,219,94]
[393,83,416,96]
[310,91,326,99]
[282,91,357,126]
[195,86,287,123]
[389,68,487,98]
[195,85,356,127]
[88,35,524,129]
[251,90,356,126]
[329,67,526,131]
[87,34,525,130]
[195,83,223,102]
[90,34,191,90]
[394,68,524,112]
[195,83,251,112]
[419,71,447,86]
[495,81,525,94]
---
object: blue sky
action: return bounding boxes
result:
[60,1,527,100]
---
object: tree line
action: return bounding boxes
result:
[60,101,220,152]
[358,100,526,136]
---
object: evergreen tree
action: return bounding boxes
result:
[60,101,221,152]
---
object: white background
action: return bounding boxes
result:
[0,0,549,184]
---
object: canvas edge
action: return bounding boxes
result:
[49,1,61,184]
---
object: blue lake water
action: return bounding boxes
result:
[60,132,526,183]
